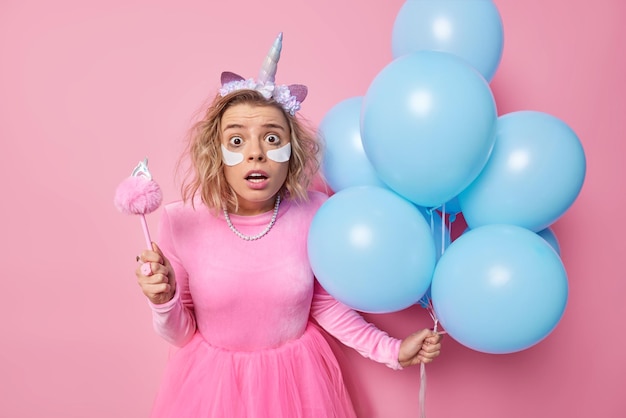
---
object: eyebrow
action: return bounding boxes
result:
[223,123,287,132]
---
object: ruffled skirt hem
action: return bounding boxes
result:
[150,322,356,418]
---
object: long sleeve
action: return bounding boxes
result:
[310,281,403,370]
[147,205,197,347]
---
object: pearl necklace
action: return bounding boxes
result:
[223,195,281,241]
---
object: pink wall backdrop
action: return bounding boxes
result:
[1,0,624,417]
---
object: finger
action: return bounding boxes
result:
[139,271,170,285]
[422,341,442,353]
[142,282,173,299]
[150,261,170,278]
[152,245,176,285]
[419,348,441,361]
[140,262,152,276]
[421,346,441,356]
[136,262,169,282]
[412,328,434,343]
[143,281,170,292]
[139,250,162,264]
[138,268,172,286]
[420,356,435,364]
[152,242,167,264]
[139,261,168,276]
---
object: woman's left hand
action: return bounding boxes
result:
[398,329,442,368]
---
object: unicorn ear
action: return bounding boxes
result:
[289,84,308,103]
[221,71,245,85]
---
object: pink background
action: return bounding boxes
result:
[1,0,624,417]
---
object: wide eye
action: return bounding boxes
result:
[229,136,243,146]
[265,134,280,145]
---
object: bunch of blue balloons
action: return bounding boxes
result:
[308,0,586,354]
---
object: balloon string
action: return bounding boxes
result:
[419,360,427,417]
[440,203,446,256]
[429,208,435,236]
[419,302,440,418]
[421,205,449,418]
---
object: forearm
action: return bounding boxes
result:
[310,282,402,370]
[149,285,197,346]
[150,205,197,346]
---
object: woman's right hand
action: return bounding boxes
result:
[136,242,176,305]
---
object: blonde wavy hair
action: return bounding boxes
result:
[177,89,321,212]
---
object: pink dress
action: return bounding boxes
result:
[149,191,402,418]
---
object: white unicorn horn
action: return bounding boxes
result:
[258,32,283,85]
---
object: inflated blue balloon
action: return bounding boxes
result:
[319,97,387,192]
[537,227,561,255]
[392,0,504,81]
[431,224,568,354]
[459,111,586,232]
[361,50,497,208]
[308,186,436,313]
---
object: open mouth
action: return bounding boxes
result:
[246,173,268,183]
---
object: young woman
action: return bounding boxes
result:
[135,33,442,418]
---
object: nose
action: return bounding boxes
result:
[247,140,266,162]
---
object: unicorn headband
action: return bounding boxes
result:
[218,32,308,116]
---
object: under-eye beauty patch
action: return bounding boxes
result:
[221,143,291,166]
[221,145,244,166]
[267,143,291,163]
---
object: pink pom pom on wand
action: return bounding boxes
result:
[114,158,163,249]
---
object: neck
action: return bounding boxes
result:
[223,194,281,241]
[229,195,279,216]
